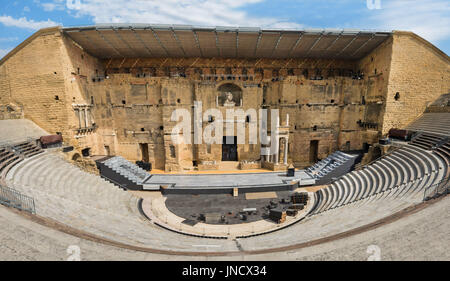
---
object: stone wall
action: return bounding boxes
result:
[381,32,450,135]
[1,29,448,171]
[0,28,69,135]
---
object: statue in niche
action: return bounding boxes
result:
[223,92,235,107]
[217,83,242,107]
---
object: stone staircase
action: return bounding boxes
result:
[96,156,156,190]
[305,151,358,185]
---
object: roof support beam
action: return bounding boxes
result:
[149,27,170,57]
[334,33,359,58]
[351,33,375,57]
[271,32,283,57]
[113,28,139,57]
[253,32,262,57]
[305,32,324,56]
[171,28,187,57]
[192,31,203,57]
[95,29,123,57]
[287,33,303,57]
[320,31,343,58]
[214,31,221,57]
[236,31,239,58]
[131,29,153,56]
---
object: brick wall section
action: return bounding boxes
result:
[0,28,69,135]
[382,32,450,135]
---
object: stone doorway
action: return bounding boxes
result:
[140,143,149,162]
[309,140,319,163]
[222,136,237,161]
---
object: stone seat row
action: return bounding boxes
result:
[309,145,447,215]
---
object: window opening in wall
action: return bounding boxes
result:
[312,125,317,131]
[55,95,59,101]
[170,145,176,158]
[81,148,91,157]
[207,115,214,123]
[91,96,94,104]
[363,142,370,153]
[246,115,251,123]
[177,98,181,104]
[159,126,164,131]
[122,100,126,105]
[141,128,145,132]
[104,145,111,156]
[302,69,309,78]
[394,92,400,101]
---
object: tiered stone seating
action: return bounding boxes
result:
[5,152,235,250]
[410,133,447,150]
[305,151,357,185]
[2,193,449,260]
[309,145,447,215]
[1,147,448,256]
[0,141,44,185]
[12,141,43,158]
[406,113,450,136]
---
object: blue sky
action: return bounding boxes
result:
[1,0,449,58]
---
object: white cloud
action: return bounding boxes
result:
[62,0,302,28]
[0,15,59,30]
[370,0,450,42]
[0,48,12,59]
[0,37,19,42]
[41,1,65,11]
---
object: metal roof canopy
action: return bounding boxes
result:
[63,24,392,60]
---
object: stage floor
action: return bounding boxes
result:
[143,170,315,188]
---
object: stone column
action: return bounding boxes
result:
[77,108,82,129]
[84,108,89,128]
[89,108,94,126]
[284,138,288,164]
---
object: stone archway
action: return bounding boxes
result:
[72,153,81,162]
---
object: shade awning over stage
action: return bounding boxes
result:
[63,24,392,60]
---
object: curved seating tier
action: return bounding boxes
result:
[5,152,238,251]
[309,145,448,215]
[2,147,448,255]
[2,193,449,260]
[0,141,43,185]
[406,113,450,136]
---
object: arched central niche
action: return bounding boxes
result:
[217,83,242,107]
